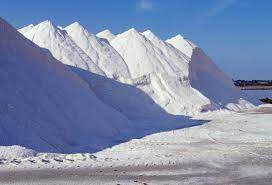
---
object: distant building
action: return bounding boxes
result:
[234,80,272,87]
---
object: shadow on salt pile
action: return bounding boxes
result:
[69,66,210,153]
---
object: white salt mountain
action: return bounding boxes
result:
[19,21,254,114]
[17,24,34,33]
[96,29,116,42]
[142,30,190,77]
[166,34,197,58]
[167,34,256,107]
[111,28,211,115]
[0,17,130,153]
[18,22,174,118]
[19,20,105,76]
[63,27,173,119]
[111,28,178,78]
[65,22,131,79]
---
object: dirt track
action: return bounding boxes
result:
[1,157,272,185]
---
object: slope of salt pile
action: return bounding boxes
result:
[1,18,130,153]
[65,22,130,79]
[19,20,104,76]
[96,29,116,42]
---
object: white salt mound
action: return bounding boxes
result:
[1,18,130,153]
[96,29,116,42]
[19,21,257,116]
[65,22,130,79]
[0,145,37,158]
[19,20,105,76]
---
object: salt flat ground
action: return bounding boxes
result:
[0,106,272,185]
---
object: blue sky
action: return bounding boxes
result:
[1,0,271,79]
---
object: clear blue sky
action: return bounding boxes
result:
[1,0,271,80]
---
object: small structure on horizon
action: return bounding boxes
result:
[233,79,272,90]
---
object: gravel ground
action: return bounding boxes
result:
[1,155,272,185]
